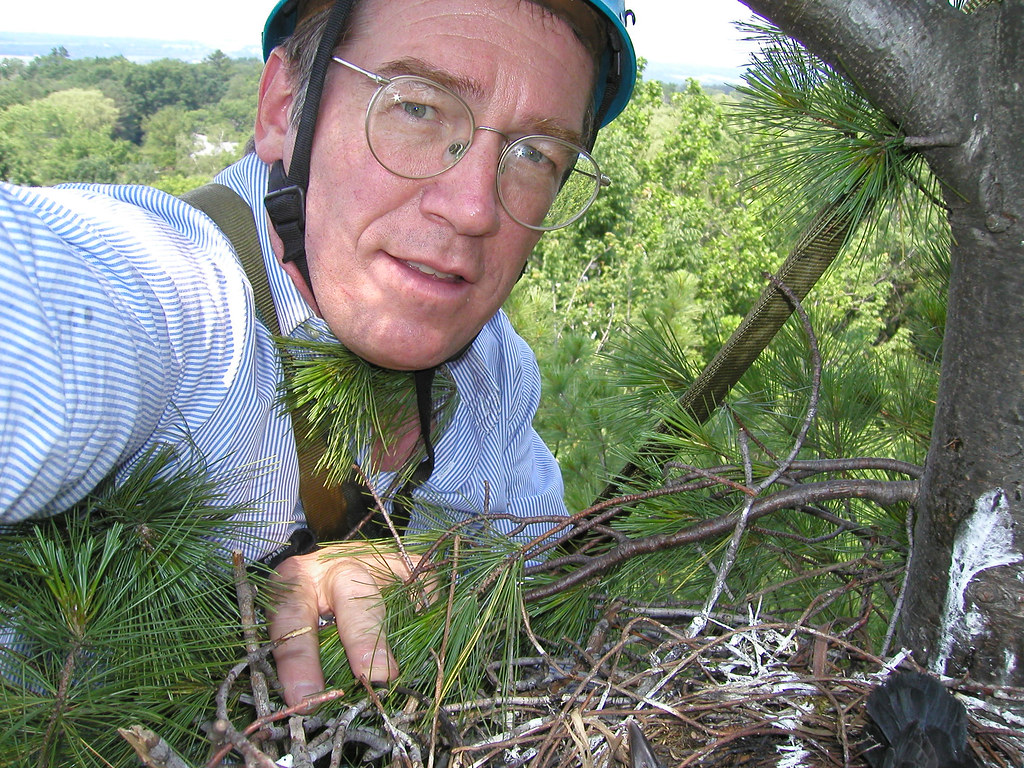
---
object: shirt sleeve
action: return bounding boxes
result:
[1,185,157,519]
[0,183,300,559]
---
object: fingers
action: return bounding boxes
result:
[268,553,327,706]
[268,544,419,707]
[325,559,398,684]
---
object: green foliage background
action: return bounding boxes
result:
[0,48,259,191]
[0,46,951,765]
[506,51,947,654]
[509,62,944,513]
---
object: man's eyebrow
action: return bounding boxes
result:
[376,57,486,102]
[528,119,586,149]
[376,57,586,147]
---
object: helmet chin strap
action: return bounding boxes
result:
[264,0,355,303]
[265,158,312,289]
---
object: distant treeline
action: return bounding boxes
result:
[0,47,261,192]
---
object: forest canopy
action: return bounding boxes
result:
[0,48,260,192]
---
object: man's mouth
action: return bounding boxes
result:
[402,259,461,282]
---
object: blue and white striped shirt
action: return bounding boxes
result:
[0,153,566,560]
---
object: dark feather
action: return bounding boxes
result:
[628,720,666,768]
[865,671,979,768]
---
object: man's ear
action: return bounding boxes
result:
[254,48,294,165]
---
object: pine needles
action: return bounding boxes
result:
[0,446,264,767]
[278,336,459,485]
[360,519,532,708]
[732,23,939,247]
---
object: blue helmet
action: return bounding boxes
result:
[262,0,637,127]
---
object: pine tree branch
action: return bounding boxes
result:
[232,552,275,740]
[289,716,312,768]
[359,677,423,768]
[609,598,780,626]
[206,686,348,767]
[524,478,918,602]
[688,273,821,637]
[427,535,460,768]
[785,458,922,479]
[753,273,822,492]
[739,0,974,142]
[355,463,419,583]
[39,641,81,768]
[880,504,916,657]
[526,274,916,608]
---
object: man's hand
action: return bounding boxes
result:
[268,543,419,707]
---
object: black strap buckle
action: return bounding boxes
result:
[257,527,320,570]
[264,160,307,265]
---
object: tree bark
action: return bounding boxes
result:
[736,0,1024,685]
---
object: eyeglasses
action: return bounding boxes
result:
[331,56,609,231]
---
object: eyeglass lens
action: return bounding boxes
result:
[364,75,601,230]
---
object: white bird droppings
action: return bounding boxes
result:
[932,488,1021,676]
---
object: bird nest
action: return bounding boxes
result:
[126,603,1024,768]
[416,613,1024,768]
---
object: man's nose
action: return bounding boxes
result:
[419,131,503,236]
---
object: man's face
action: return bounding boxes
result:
[256,0,594,370]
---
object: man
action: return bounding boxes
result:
[0,0,636,706]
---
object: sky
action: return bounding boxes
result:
[629,0,760,75]
[2,0,762,74]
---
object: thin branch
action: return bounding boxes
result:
[687,419,760,637]
[118,726,194,768]
[524,479,918,601]
[206,687,347,768]
[785,457,921,479]
[755,273,822,492]
[232,552,275,732]
[428,534,460,768]
[663,462,757,497]
[558,253,601,338]
[289,716,312,768]
[355,463,418,579]
[902,132,963,149]
[39,641,80,768]
[359,678,421,768]
[686,496,757,639]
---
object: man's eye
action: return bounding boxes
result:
[515,143,553,166]
[401,101,436,120]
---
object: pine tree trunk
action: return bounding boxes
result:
[904,191,1024,685]
[901,3,1024,677]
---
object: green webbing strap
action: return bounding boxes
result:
[601,199,855,500]
[180,183,280,336]
[181,183,374,541]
